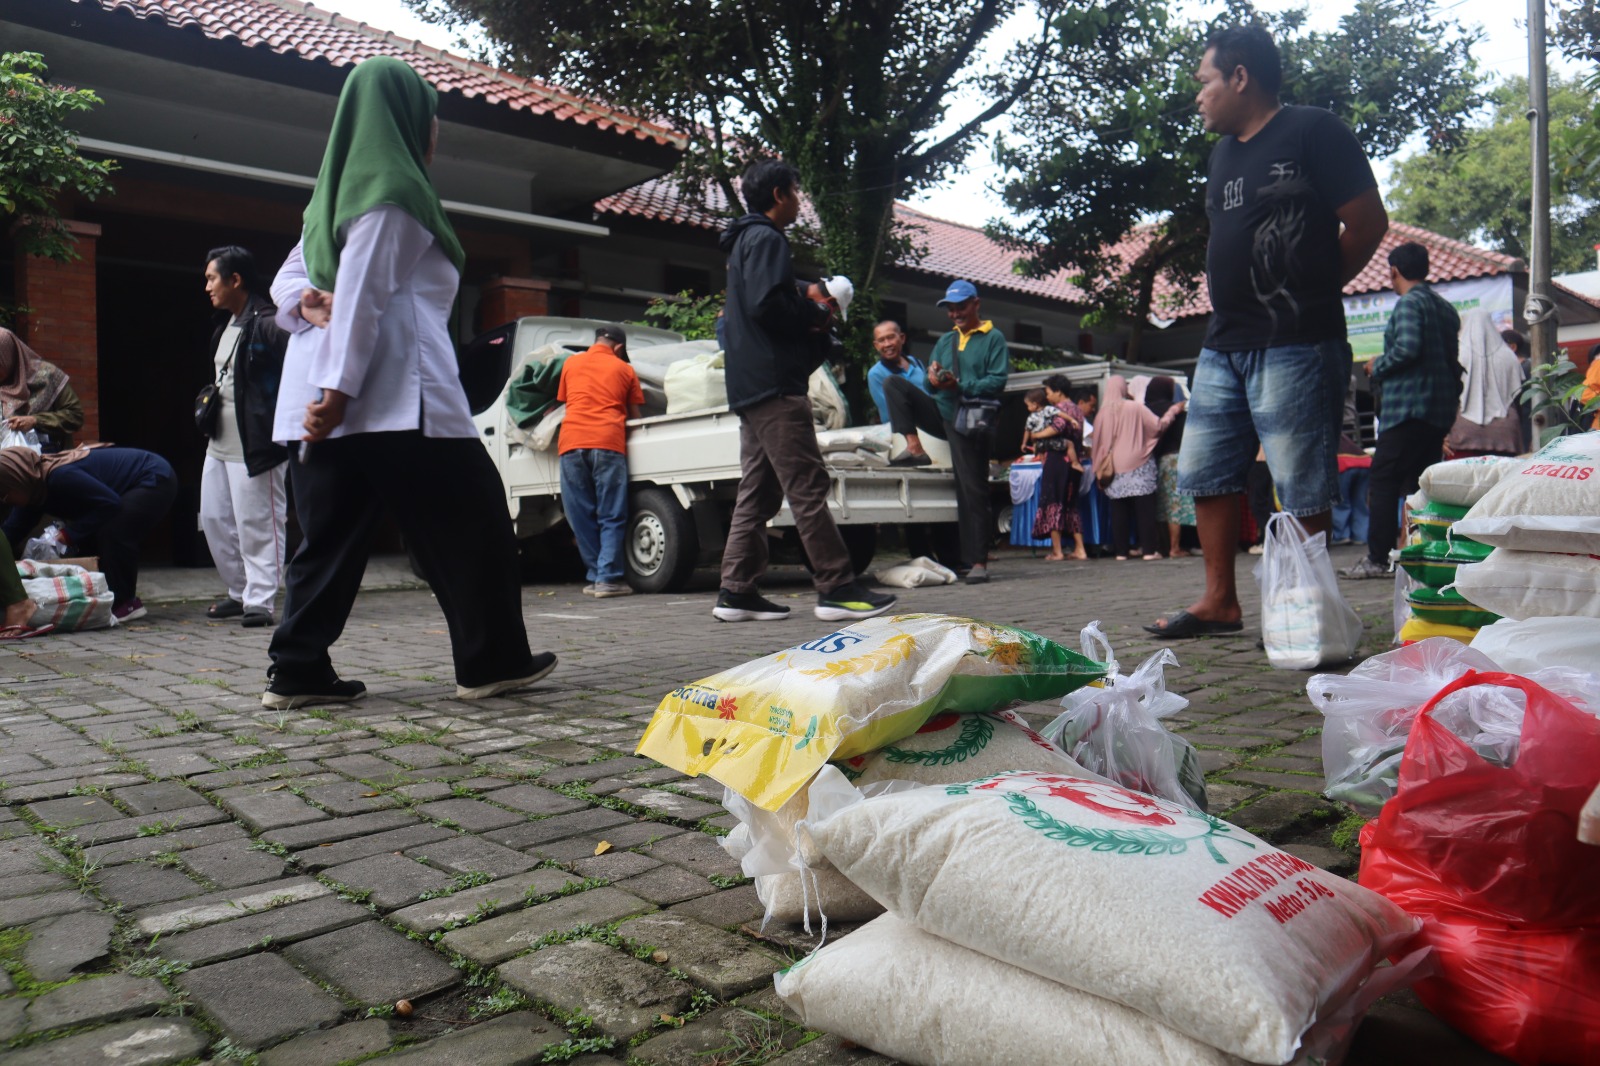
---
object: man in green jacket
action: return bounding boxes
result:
[882,279,1010,582]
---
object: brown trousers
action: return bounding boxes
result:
[721,394,853,594]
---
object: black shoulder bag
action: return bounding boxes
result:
[194,344,237,437]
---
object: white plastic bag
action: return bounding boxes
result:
[873,556,957,588]
[23,524,67,562]
[0,428,42,453]
[1043,626,1208,811]
[1256,512,1363,669]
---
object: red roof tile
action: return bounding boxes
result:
[598,176,1591,317]
[79,0,683,147]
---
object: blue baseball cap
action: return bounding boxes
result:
[937,279,979,306]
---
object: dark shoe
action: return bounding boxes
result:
[714,589,791,622]
[890,453,933,468]
[1341,556,1391,580]
[456,651,558,699]
[964,566,990,584]
[207,598,243,619]
[591,582,633,599]
[241,609,274,628]
[112,598,147,624]
[815,583,896,622]
[261,673,367,709]
[1143,609,1244,639]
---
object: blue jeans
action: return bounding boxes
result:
[1177,340,1350,517]
[1332,466,1370,543]
[559,449,630,583]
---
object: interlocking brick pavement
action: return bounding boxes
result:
[0,546,1512,1064]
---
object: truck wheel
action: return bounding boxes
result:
[626,487,698,593]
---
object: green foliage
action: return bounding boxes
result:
[638,290,723,341]
[541,1036,616,1063]
[1518,356,1600,438]
[418,870,494,900]
[995,0,1483,358]
[0,52,115,262]
[1331,812,1369,852]
[1390,77,1600,274]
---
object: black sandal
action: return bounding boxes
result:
[1143,609,1243,639]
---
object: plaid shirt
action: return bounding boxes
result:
[1371,282,1463,432]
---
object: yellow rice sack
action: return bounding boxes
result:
[638,614,1106,811]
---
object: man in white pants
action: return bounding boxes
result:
[200,246,289,627]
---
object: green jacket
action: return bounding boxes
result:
[929,322,1010,423]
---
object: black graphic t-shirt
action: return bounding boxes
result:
[1203,106,1377,352]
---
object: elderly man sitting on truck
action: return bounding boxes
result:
[558,324,644,598]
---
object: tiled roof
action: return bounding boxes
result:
[79,0,683,146]
[599,176,1583,317]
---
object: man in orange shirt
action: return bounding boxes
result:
[557,325,644,597]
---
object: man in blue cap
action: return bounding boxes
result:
[881,279,1010,582]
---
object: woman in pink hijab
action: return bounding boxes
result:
[1091,376,1185,560]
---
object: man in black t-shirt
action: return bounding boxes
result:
[1147,24,1388,641]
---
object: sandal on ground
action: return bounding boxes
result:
[0,623,54,641]
[1143,610,1243,639]
[207,598,244,619]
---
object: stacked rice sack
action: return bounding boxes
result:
[777,768,1423,1066]
[1394,456,1511,643]
[1451,432,1600,621]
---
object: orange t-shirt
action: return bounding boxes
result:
[557,345,644,455]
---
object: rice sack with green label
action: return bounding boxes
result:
[638,614,1106,812]
[802,769,1419,1064]
[776,913,1252,1066]
[747,708,1106,924]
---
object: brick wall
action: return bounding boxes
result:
[14,220,101,443]
[478,276,550,331]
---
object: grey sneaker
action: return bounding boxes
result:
[592,582,633,598]
[1341,556,1391,580]
[581,584,597,596]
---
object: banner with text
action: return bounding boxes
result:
[1345,275,1514,361]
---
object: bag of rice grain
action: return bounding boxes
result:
[1452,432,1600,553]
[1417,455,1518,508]
[776,913,1250,1066]
[638,614,1106,811]
[802,769,1420,1064]
[731,708,1107,925]
[1451,548,1600,620]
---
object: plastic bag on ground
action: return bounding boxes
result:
[17,560,114,631]
[1359,671,1600,1066]
[873,556,957,588]
[637,613,1107,812]
[1043,627,1208,810]
[802,768,1421,1065]
[23,524,67,563]
[1256,512,1363,669]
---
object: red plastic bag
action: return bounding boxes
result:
[1359,670,1600,1065]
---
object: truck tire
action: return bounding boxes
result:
[626,487,698,593]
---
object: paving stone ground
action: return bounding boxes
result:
[0,548,1512,1065]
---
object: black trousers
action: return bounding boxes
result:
[884,377,991,571]
[270,432,535,689]
[1109,492,1159,559]
[1366,418,1445,567]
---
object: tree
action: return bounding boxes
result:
[410,0,1063,372]
[991,0,1483,359]
[1388,77,1600,275]
[0,52,115,264]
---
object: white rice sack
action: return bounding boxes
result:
[776,913,1249,1066]
[1451,548,1600,620]
[1453,432,1600,553]
[1470,615,1600,673]
[1416,455,1518,508]
[663,352,728,414]
[804,769,1420,1064]
[747,711,1104,925]
[814,425,892,454]
[17,561,114,632]
[874,561,954,588]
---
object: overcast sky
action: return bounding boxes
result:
[317,0,1579,221]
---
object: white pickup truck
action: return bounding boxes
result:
[462,317,959,592]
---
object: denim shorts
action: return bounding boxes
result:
[1176,340,1351,517]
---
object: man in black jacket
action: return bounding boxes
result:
[713,160,894,623]
[200,245,290,627]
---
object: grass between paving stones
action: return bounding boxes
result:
[417,870,494,900]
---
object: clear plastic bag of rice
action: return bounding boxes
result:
[801,768,1420,1064]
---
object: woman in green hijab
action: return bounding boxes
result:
[264,56,556,709]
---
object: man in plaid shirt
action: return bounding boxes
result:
[1344,241,1462,578]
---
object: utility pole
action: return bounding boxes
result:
[1526,0,1556,441]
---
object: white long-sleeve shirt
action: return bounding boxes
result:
[269,205,475,443]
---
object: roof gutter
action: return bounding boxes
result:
[77,137,610,238]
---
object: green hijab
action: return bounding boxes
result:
[301,56,466,291]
